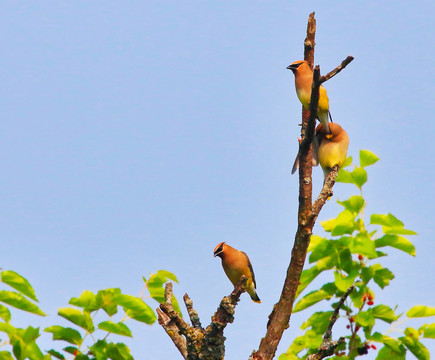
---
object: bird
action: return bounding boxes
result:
[287,60,331,134]
[291,122,349,181]
[213,242,261,303]
[315,122,349,181]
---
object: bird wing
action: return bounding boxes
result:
[291,152,299,174]
[242,252,257,288]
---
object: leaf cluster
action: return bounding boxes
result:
[279,151,434,360]
[0,270,179,359]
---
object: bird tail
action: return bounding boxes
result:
[250,292,261,303]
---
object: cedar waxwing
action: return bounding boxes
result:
[315,122,349,181]
[287,60,331,134]
[213,242,261,303]
[291,122,349,181]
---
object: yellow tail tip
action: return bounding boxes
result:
[252,299,261,304]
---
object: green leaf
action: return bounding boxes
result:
[360,150,379,168]
[0,352,14,360]
[45,326,82,345]
[355,310,375,328]
[351,167,367,188]
[370,214,417,235]
[0,322,16,336]
[296,266,323,298]
[309,240,335,263]
[321,210,357,236]
[371,305,398,323]
[47,350,65,359]
[98,321,132,337]
[0,291,45,316]
[107,343,134,360]
[280,335,306,358]
[69,291,101,312]
[376,345,406,360]
[21,326,40,343]
[334,271,358,292]
[407,305,435,318]
[62,346,78,355]
[112,295,156,324]
[293,283,336,313]
[1,271,38,301]
[300,311,333,334]
[373,267,394,289]
[349,232,377,258]
[399,327,430,360]
[58,308,94,332]
[336,169,354,184]
[337,196,365,214]
[0,304,11,322]
[91,340,133,360]
[422,323,435,338]
[96,288,121,316]
[149,270,178,284]
[303,329,322,349]
[342,156,353,168]
[375,235,415,256]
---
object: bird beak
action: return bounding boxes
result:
[286,65,294,70]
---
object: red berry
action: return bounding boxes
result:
[346,325,350,329]
[358,254,363,260]
[355,325,360,332]
[349,316,354,323]
[371,345,377,350]
[367,301,374,305]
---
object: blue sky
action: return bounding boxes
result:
[1,1,434,359]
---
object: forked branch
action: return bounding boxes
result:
[251,13,353,360]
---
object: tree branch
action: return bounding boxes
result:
[311,165,339,219]
[306,286,354,360]
[158,279,247,360]
[157,283,188,359]
[251,13,354,360]
[183,293,202,330]
[320,56,354,84]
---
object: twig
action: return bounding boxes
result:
[324,286,354,341]
[159,283,191,336]
[320,56,354,84]
[307,286,354,360]
[157,308,188,359]
[157,283,188,359]
[312,165,339,219]
[209,276,247,328]
[184,293,202,330]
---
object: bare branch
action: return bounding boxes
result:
[184,293,203,330]
[303,12,316,68]
[312,165,339,219]
[307,286,354,360]
[307,338,346,360]
[157,283,188,359]
[159,284,191,336]
[324,286,354,341]
[209,276,247,332]
[320,56,354,84]
[157,308,188,359]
